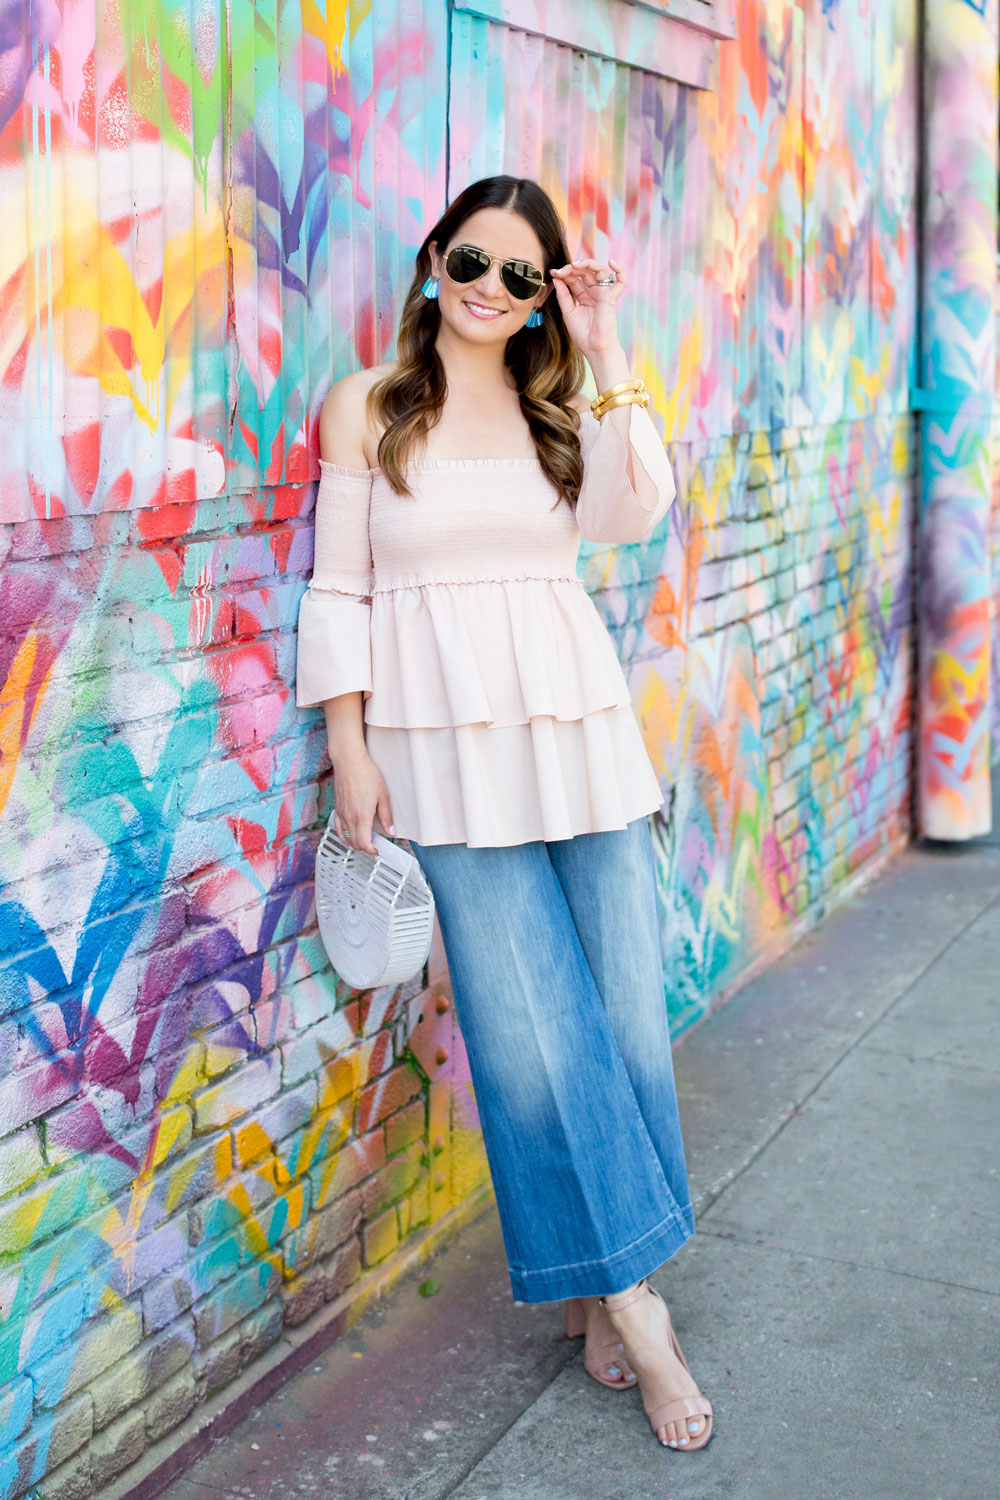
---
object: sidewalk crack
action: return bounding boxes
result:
[696,1226,1000,1299]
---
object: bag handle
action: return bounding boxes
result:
[371,831,420,880]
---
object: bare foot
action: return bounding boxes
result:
[577,1295,637,1387]
[600,1282,707,1448]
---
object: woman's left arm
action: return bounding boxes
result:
[550,256,677,544]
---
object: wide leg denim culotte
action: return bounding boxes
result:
[407,814,695,1303]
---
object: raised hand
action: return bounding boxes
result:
[549,256,627,357]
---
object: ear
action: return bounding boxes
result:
[536,282,553,307]
[428,239,443,277]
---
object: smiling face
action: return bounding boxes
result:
[428,206,552,346]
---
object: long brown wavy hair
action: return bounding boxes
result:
[366,176,586,506]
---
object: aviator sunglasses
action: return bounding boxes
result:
[444,243,546,301]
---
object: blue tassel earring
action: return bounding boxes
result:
[422,276,440,299]
[525,307,544,328]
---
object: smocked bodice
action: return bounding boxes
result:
[366,460,582,590]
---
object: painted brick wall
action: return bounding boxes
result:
[0,490,488,1497]
[0,2,931,1496]
[634,412,916,1029]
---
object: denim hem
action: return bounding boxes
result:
[508,1203,696,1304]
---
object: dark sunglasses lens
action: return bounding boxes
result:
[446,247,490,284]
[501,263,544,300]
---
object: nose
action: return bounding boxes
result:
[475,259,506,300]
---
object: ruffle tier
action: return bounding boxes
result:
[364,704,665,848]
[365,577,633,729]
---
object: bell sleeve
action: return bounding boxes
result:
[295,461,375,709]
[574,402,677,544]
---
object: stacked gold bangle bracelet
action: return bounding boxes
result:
[590,378,650,421]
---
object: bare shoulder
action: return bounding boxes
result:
[319,362,399,468]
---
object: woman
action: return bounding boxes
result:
[296,175,713,1453]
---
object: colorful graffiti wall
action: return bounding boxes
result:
[0,0,964,1494]
[917,0,998,833]
[993,405,1000,756]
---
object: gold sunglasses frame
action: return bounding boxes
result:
[444,243,547,299]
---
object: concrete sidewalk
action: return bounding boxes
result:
[161,810,1000,1500]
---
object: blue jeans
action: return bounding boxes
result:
[407,815,695,1303]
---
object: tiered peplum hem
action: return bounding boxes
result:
[365,707,664,848]
[366,577,634,728]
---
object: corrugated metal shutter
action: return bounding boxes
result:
[2,1,450,524]
[448,3,807,439]
[4,0,230,523]
[226,0,449,490]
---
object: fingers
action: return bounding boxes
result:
[550,274,574,311]
[332,765,394,858]
[608,256,627,288]
[333,809,378,855]
[375,790,396,839]
[551,257,626,300]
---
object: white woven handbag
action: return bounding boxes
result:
[314,821,435,989]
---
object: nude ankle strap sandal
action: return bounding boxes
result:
[598,1278,715,1450]
[563,1298,637,1391]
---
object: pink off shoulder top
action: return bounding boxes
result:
[295,403,676,847]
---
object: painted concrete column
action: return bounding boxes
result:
[917,0,998,838]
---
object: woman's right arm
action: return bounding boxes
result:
[296,373,394,855]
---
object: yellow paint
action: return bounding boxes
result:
[291,1104,353,1197]
[19,173,227,436]
[100,1178,156,1297]
[849,342,890,410]
[161,1048,202,1109]
[0,635,55,822]
[303,0,369,78]
[699,833,764,945]
[5,1187,53,1256]
[659,323,702,445]
[233,1119,272,1170]
[808,315,853,394]
[930,645,989,708]
[150,1107,191,1170]
[318,1049,364,1111]
[697,442,737,531]
[637,672,695,773]
[241,1180,308,1259]
[868,487,902,573]
[204,1040,248,1078]
[165,1132,232,1215]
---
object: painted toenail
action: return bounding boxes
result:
[680,1437,689,1445]
[607,1366,620,1376]
[689,1421,701,1433]
[669,1440,677,1448]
